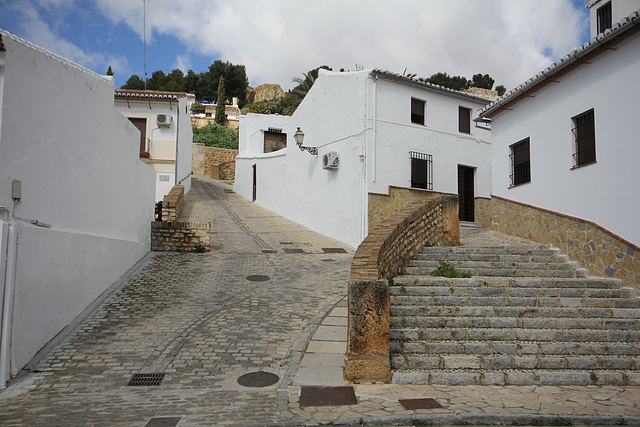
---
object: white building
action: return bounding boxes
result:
[478,2,640,283]
[0,30,156,388]
[234,69,492,248]
[115,90,193,202]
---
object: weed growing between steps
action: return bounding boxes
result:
[430,260,472,278]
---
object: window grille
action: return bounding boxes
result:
[411,98,425,125]
[410,151,433,190]
[509,138,530,187]
[572,109,596,167]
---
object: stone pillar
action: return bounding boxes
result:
[441,194,460,246]
[345,280,392,383]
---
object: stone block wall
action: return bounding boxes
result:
[190,116,239,131]
[353,195,460,281]
[491,196,640,288]
[369,185,489,230]
[161,185,184,222]
[346,195,460,383]
[192,143,205,175]
[204,147,238,183]
[151,221,211,252]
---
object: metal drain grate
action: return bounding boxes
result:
[300,386,357,407]
[279,241,294,245]
[283,248,305,254]
[128,373,165,386]
[322,248,348,253]
[398,398,443,410]
[321,259,335,262]
[144,417,181,427]
[261,249,277,254]
[237,371,280,387]
[224,189,234,193]
[246,275,270,282]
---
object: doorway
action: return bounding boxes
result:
[128,118,147,152]
[252,164,257,202]
[457,165,475,222]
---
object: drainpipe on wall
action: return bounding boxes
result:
[0,207,18,390]
[174,100,180,186]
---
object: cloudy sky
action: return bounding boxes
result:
[0,0,592,91]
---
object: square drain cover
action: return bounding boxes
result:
[322,248,347,253]
[300,386,357,407]
[145,417,181,427]
[283,248,305,254]
[128,373,165,386]
[398,398,443,410]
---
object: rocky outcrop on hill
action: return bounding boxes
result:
[247,83,285,103]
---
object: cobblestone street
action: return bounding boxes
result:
[0,177,353,426]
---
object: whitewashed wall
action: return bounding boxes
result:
[235,69,492,247]
[0,31,155,374]
[490,34,640,246]
[366,77,491,198]
[235,70,368,247]
[589,0,640,37]
[114,96,192,202]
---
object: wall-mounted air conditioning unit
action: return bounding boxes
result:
[323,151,339,170]
[157,114,173,127]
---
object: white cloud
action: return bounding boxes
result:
[173,54,191,73]
[93,0,589,91]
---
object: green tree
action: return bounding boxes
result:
[495,85,507,96]
[192,122,238,149]
[191,102,205,114]
[215,77,226,124]
[423,72,469,91]
[470,73,495,90]
[121,74,145,90]
[199,60,248,105]
[106,65,114,76]
[184,70,201,99]
[146,70,169,90]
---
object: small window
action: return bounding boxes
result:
[509,138,531,187]
[264,131,287,153]
[411,98,425,125]
[410,151,433,190]
[597,2,612,34]
[459,106,471,134]
[572,109,596,168]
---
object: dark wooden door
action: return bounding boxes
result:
[252,164,257,202]
[458,166,475,222]
[128,118,147,152]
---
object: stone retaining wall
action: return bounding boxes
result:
[151,221,211,252]
[204,147,238,182]
[162,185,184,222]
[491,196,639,288]
[369,186,489,231]
[346,195,460,383]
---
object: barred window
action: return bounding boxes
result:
[509,138,530,187]
[410,151,433,190]
[459,106,471,134]
[597,2,612,34]
[572,109,596,168]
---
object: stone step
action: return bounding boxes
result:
[391,295,640,309]
[420,245,560,256]
[389,339,640,356]
[390,354,640,371]
[391,276,623,289]
[390,285,632,299]
[390,315,640,330]
[389,327,640,343]
[410,260,579,271]
[390,305,640,319]
[415,252,570,263]
[404,265,588,278]
[391,369,640,386]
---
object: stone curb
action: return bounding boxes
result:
[309,413,639,426]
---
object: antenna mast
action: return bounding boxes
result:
[144,0,148,90]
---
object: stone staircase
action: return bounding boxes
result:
[390,244,640,386]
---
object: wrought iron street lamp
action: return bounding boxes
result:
[294,127,318,155]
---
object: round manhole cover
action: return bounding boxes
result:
[246,275,270,282]
[237,371,279,387]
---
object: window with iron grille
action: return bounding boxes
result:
[509,138,530,187]
[459,106,471,134]
[597,2,612,34]
[411,98,425,125]
[572,109,596,168]
[410,151,433,190]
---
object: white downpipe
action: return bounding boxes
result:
[0,210,18,390]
